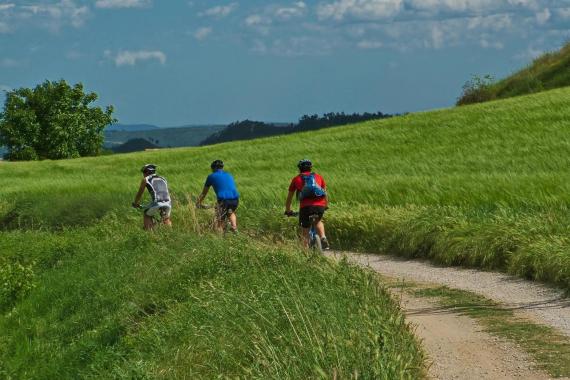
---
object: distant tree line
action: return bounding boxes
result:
[200,111,392,146]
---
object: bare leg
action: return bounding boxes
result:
[315,220,325,238]
[162,217,172,227]
[143,215,155,230]
[229,213,237,231]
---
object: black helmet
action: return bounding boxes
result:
[297,159,312,172]
[211,160,224,170]
[141,164,157,174]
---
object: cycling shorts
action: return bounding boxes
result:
[299,206,326,228]
[217,199,239,218]
[144,201,171,218]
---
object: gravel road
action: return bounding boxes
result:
[329,252,570,337]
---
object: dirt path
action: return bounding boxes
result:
[401,294,551,380]
[329,252,570,337]
[326,252,570,380]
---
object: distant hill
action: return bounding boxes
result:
[106,124,160,132]
[200,112,392,146]
[112,138,160,153]
[104,125,226,150]
[457,42,570,105]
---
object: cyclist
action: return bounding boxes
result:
[132,164,172,230]
[285,159,329,249]
[196,160,240,233]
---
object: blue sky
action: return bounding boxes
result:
[0,0,568,126]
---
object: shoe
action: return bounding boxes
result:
[321,237,330,250]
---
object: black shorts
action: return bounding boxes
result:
[299,206,326,228]
[217,199,239,218]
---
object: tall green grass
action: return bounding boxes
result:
[2,87,570,288]
[0,215,423,379]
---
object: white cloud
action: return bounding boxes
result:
[317,0,403,21]
[107,50,166,66]
[535,8,550,24]
[430,24,444,48]
[357,40,383,48]
[19,0,89,28]
[194,26,212,40]
[480,38,504,49]
[95,0,151,9]
[515,45,544,61]
[245,14,271,26]
[406,0,497,13]
[275,2,307,20]
[199,3,238,18]
[0,4,15,12]
[255,36,334,56]
[558,7,570,19]
[468,14,512,31]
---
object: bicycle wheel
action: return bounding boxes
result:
[311,232,323,254]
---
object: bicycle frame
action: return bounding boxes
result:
[286,212,323,253]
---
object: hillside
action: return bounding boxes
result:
[3,87,570,287]
[458,42,570,105]
[104,124,225,150]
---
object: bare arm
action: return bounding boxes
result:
[196,186,210,206]
[285,190,295,213]
[133,179,146,206]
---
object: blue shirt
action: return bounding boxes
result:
[205,170,240,200]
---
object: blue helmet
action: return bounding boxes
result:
[297,159,312,172]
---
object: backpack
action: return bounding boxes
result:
[146,175,170,203]
[299,173,326,200]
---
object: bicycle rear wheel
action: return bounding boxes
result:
[311,233,323,254]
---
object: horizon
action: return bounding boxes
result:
[1,0,569,126]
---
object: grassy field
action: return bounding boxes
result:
[3,87,570,286]
[1,85,569,377]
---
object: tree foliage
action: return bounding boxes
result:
[456,74,496,106]
[0,80,115,160]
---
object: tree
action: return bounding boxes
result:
[456,74,496,106]
[0,80,115,160]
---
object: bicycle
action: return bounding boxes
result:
[285,211,323,253]
[196,203,235,234]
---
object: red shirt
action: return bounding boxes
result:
[289,172,327,208]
